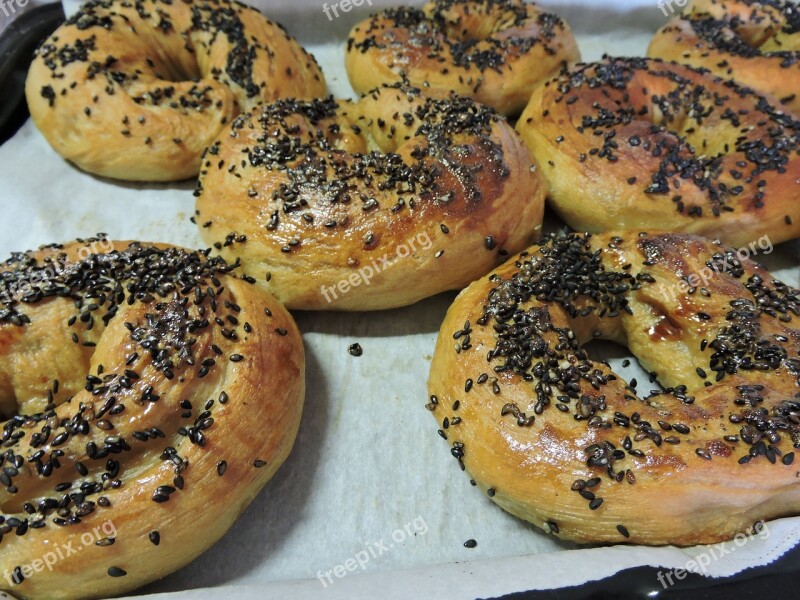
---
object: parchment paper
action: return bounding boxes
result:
[1,1,799,597]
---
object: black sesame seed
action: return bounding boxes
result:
[96,537,115,546]
[571,479,586,491]
[696,448,712,460]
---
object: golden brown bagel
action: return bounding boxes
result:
[194,84,545,311]
[0,238,305,600]
[428,230,800,546]
[345,0,580,116]
[515,57,800,248]
[25,0,326,182]
[649,0,800,112]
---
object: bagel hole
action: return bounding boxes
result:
[435,4,520,42]
[0,380,84,421]
[736,27,773,49]
[0,342,95,420]
[582,339,663,395]
[0,391,16,421]
[727,14,784,49]
[647,98,744,159]
[149,54,202,85]
[441,24,487,43]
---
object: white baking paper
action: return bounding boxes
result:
[1,1,799,598]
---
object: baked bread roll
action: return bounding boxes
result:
[25,0,326,182]
[0,238,305,599]
[428,230,800,545]
[345,0,580,116]
[515,57,800,248]
[649,0,800,113]
[195,84,545,311]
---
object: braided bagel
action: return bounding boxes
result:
[25,0,326,182]
[194,85,545,311]
[428,230,800,545]
[0,238,305,599]
[649,0,800,112]
[515,57,800,248]
[345,0,580,116]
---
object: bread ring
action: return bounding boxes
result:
[428,230,800,545]
[345,0,580,116]
[0,238,304,599]
[515,57,800,248]
[649,0,800,113]
[194,84,545,311]
[25,0,326,182]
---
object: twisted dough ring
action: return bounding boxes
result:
[194,85,545,311]
[515,57,800,248]
[649,0,800,113]
[25,0,326,181]
[345,0,580,116]
[428,230,800,545]
[0,239,304,599]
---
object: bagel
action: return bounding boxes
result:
[0,238,305,600]
[649,0,800,113]
[345,0,580,116]
[194,84,545,311]
[515,57,800,248]
[428,230,800,545]
[25,0,326,182]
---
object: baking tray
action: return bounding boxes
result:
[0,2,64,145]
[1,2,800,599]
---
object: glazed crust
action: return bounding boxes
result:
[0,239,305,600]
[428,230,800,546]
[345,0,580,116]
[648,0,800,113]
[515,57,800,248]
[25,0,326,182]
[195,85,545,311]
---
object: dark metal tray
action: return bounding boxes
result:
[0,2,64,145]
